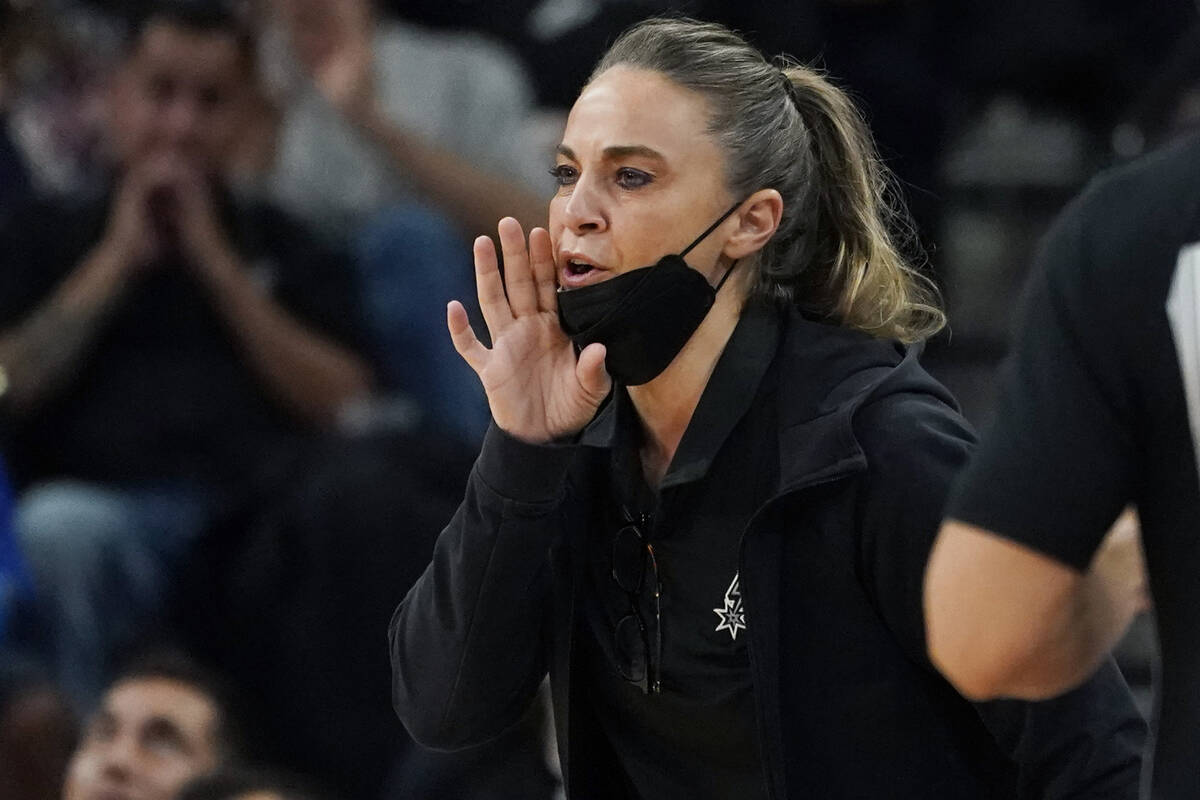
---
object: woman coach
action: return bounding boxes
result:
[390,17,1145,799]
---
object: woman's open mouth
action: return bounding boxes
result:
[559,256,606,288]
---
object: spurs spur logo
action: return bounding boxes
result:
[713,572,746,641]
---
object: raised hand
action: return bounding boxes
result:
[449,218,611,443]
[284,0,376,122]
[111,153,237,280]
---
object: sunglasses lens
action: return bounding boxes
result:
[615,613,647,683]
[612,525,645,592]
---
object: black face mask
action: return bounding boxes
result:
[557,202,742,386]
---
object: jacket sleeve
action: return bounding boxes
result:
[855,387,1146,799]
[388,422,575,750]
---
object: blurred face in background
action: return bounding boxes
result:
[106,20,250,175]
[62,677,220,800]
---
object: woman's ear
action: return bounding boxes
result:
[723,189,783,261]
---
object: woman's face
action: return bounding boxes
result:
[549,67,738,291]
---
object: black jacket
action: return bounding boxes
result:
[390,309,1145,798]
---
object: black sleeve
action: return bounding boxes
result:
[243,207,369,355]
[856,386,1146,799]
[947,195,1135,569]
[0,201,81,329]
[855,382,977,667]
[388,423,575,750]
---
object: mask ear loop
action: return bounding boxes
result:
[679,200,745,294]
[679,200,744,258]
[713,258,740,294]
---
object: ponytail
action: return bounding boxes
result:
[781,67,944,341]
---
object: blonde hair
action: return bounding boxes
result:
[591,17,945,342]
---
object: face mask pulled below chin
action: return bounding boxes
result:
[557,203,741,386]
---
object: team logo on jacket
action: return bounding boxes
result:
[713,572,746,641]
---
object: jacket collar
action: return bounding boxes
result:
[578,304,781,491]
[771,310,917,493]
[577,306,932,496]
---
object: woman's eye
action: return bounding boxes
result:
[615,168,652,189]
[548,164,578,186]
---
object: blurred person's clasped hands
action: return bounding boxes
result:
[100,153,236,278]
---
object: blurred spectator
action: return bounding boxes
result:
[175,768,327,800]
[262,0,547,240]
[62,651,243,800]
[0,660,77,800]
[0,1,120,202]
[256,0,559,444]
[380,0,670,108]
[177,431,559,799]
[0,0,373,709]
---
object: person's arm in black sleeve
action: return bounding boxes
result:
[256,207,371,356]
[925,190,1147,701]
[856,387,1145,799]
[391,215,610,748]
[172,179,372,428]
[0,195,140,415]
[388,423,575,750]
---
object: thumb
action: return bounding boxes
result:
[575,342,611,401]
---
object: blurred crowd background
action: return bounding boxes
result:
[0,0,1196,798]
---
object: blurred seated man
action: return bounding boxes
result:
[63,652,242,800]
[0,0,373,709]
[0,658,77,800]
[255,0,557,444]
[263,0,549,239]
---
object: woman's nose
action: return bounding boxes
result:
[560,178,606,235]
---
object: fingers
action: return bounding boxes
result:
[447,300,488,374]
[529,227,558,312]
[138,151,188,187]
[473,234,511,337]
[498,217,539,317]
[575,343,611,401]
[118,156,168,203]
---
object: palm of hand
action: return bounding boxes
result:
[480,309,598,441]
[448,220,611,443]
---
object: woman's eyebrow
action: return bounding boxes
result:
[603,144,665,162]
[555,144,666,162]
